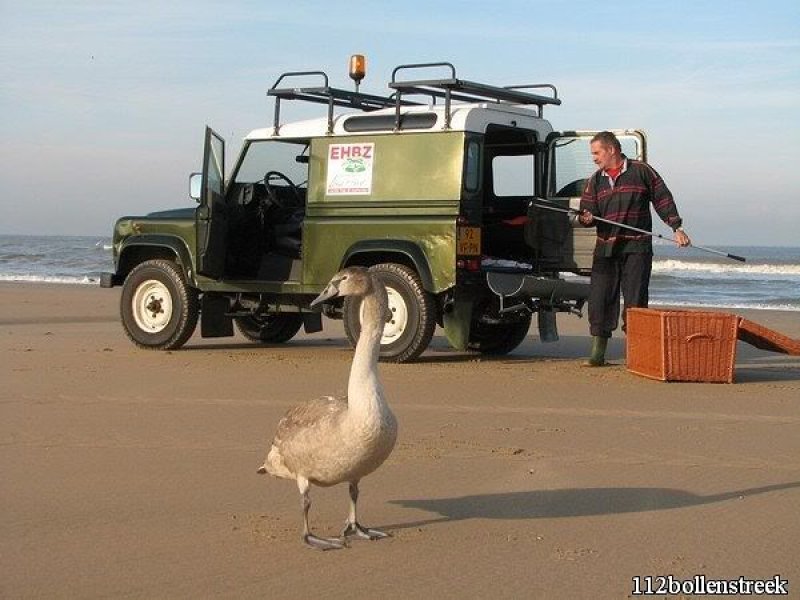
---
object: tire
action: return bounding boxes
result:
[120,259,199,350]
[468,314,531,355]
[235,314,303,344]
[343,263,437,363]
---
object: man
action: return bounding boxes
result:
[578,131,691,366]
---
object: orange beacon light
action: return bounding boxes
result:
[349,54,366,91]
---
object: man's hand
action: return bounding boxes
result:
[674,228,691,247]
[578,210,594,226]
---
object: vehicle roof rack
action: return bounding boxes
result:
[389,62,561,129]
[268,70,423,135]
[267,64,562,135]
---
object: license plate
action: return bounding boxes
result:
[457,226,481,255]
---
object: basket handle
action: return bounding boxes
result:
[686,333,713,343]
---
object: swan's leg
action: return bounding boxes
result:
[297,476,345,550]
[341,480,391,540]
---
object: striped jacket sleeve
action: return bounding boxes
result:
[644,163,683,231]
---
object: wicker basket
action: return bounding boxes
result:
[626,308,739,383]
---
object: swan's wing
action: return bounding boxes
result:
[270,395,349,476]
[272,395,347,448]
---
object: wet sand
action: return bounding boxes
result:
[2,282,799,598]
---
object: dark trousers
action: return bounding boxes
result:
[588,253,652,338]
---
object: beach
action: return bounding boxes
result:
[2,282,799,598]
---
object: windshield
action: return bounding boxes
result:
[233,140,310,186]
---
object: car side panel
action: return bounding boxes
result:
[303,132,464,291]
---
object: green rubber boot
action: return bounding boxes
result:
[585,336,608,367]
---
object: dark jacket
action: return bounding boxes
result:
[580,157,682,257]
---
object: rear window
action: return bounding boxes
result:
[492,154,534,196]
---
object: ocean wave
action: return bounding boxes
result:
[649,300,800,312]
[0,253,48,261]
[0,274,98,285]
[652,259,800,277]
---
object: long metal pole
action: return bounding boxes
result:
[530,200,746,263]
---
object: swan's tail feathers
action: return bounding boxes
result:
[257,445,295,480]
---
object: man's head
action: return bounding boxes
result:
[590,131,623,171]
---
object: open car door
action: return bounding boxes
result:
[532,129,646,274]
[196,126,227,278]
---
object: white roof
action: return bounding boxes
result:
[245,102,554,141]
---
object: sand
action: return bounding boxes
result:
[2,282,799,598]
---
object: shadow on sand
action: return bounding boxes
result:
[387,481,800,529]
[180,334,800,378]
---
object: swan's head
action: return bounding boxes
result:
[310,267,374,307]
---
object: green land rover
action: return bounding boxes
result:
[100,60,647,362]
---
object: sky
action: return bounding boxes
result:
[1,0,798,246]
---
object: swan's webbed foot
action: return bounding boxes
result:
[303,533,347,551]
[341,521,391,540]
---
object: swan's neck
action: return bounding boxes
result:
[347,280,387,415]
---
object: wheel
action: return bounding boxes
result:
[120,259,199,350]
[343,263,437,363]
[235,314,303,343]
[468,314,531,355]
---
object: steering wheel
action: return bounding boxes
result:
[263,170,301,209]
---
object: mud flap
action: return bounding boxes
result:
[201,294,234,338]
[443,297,473,351]
[302,312,323,334]
[537,309,559,342]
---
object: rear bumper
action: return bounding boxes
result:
[486,271,590,302]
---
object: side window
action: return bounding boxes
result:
[464,140,481,192]
[207,135,224,195]
[550,133,642,197]
[492,154,534,197]
[551,138,593,197]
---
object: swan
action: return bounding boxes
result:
[257,267,398,550]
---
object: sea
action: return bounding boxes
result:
[0,234,798,312]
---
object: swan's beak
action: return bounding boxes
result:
[310,281,340,308]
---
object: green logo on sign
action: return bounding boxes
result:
[343,158,366,173]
